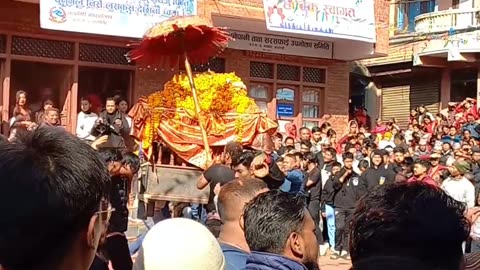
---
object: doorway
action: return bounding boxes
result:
[78,67,132,113]
[10,60,73,125]
[450,68,477,102]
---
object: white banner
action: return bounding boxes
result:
[40,0,197,38]
[262,0,376,43]
[228,30,332,59]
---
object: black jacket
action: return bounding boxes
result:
[331,168,366,209]
[92,110,130,149]
[261,156,285,190]
[108,176,129,233]
[360,163,396,191]
[321,175,335,211]
[319,161,335,211]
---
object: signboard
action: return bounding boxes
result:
[277,103,294,117]
[228,30,332,59]
[40,0,197,38]
[262,0,376,43]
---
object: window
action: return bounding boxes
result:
[180,57,226,73]
[396,0,435,33]
[250,84,269,112]
[303,121,318,129]
[248,62,326,128]
[276,87,296,120]
[302,88,323,126]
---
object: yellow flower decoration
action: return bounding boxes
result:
[143,72,259,145]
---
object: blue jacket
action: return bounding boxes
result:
[463,123,480,139]
[244,252,308,270]
[220,243,249,270]
[279,169,305,194]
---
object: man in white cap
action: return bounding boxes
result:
[133,218,225,270]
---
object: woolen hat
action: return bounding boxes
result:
[453,160,471,175]
[133,218,225,270]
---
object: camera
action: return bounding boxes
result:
[94,121,119,137]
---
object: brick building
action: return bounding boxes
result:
[362,0,480,128]
[0,0,390,135]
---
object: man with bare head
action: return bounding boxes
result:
[217,178,269,270]
[43,107,61,127]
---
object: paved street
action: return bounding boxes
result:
[319,255,351,270]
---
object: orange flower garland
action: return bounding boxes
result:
[142,72,259,146]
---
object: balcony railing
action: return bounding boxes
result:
[415,8,480,33]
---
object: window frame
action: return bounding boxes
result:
[394,0,435,34]
[248,60,327,128]
[301,87,325,126]
[249,83,271,113]
[276,85,298,122]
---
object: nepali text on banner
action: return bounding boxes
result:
[262,0,376,43]
[39,0,197,38]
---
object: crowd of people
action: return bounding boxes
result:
[7,89,133,149]
[192,97,480,268]
[4,95,480,270]
[1,126,480,270]
[2,91,141,270]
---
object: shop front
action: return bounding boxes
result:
[1,0,389,135]
[0,0,134,134]
[375,67,441,128]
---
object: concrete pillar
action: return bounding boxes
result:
[440,68,451,109]
[365,81,380,127]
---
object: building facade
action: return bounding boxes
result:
[363,0,480,128]
[0,0,390,136]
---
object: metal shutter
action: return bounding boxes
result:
[410,77,440,116]
[382,85,411,128]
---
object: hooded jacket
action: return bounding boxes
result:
[332,168,367,209]
[244,252,308,270]
[360,150,395,191]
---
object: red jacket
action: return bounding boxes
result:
[407,175,438,187]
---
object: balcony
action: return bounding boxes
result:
[415,8,480,33]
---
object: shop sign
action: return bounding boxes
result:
[40,0,197,38]
[262,0,376,43]
[228,30,332,59]
[277,103,295,117]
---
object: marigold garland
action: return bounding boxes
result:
[142,71,259,147]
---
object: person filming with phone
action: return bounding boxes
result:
[91,97,130,150]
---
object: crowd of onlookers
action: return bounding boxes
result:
[2,126,480,270]
[4,96,480,270]
[192,97,480,269]
[6,89,133,149]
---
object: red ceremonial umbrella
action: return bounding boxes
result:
[127,15,232,166]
